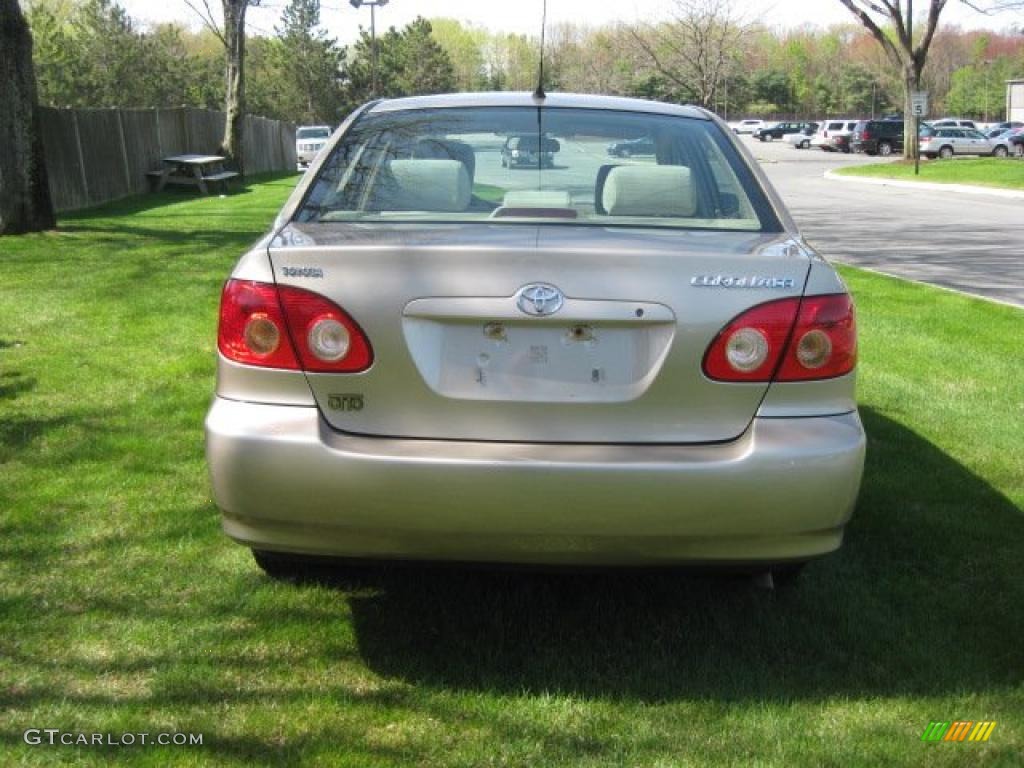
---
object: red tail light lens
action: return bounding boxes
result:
[703,294,856,382]
[276,285,373,372]
[218,279,373,373]
[776,294,856,381]
[703,297,801,382]
[218,280,300,369]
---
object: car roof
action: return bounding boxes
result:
[367,92,711,120]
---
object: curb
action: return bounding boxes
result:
[824,169,1024,199]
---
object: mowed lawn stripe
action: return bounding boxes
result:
[1,176,1021,766]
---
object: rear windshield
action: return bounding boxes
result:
[295,107,781,232]
[297,128,330,140]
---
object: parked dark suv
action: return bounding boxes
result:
[850,120,903,156]
[753,121,817,141]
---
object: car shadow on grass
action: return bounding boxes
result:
[338,406,1023,701]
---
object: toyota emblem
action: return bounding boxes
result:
[516,283,564,316]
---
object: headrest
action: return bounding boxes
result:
[601,165,696,218]
[413,139,476,183]
[388,159,471,212]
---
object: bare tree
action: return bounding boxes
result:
[630,0,746,109]
[959,1,1024,10]
[0,0,55,234]
[838,1,951,159]
[184,0,261,173]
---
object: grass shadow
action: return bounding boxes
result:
[56,172,301,224]
[338,407,1023,701]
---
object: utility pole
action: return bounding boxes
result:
[349,0,390,98]
[909,0,920,176]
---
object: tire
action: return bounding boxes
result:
[993,145,1008,158]
[939,145,954,159]
[1015,143,1024,158]
[771,561,809,585]
[878,141,893,157]
[800,139,810,149]
[252,549,319,582]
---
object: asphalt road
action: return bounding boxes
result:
[746,135,1024,307]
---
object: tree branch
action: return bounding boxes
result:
[837,0,905,70]
[183,0,226,46]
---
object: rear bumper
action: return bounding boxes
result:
[205,398,865,566]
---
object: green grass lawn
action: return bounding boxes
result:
[2,178,1022,766]
[835,157,1024,190]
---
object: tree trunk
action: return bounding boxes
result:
[0,0,55,235]
[220,0,248,175]
[902,68,920,161]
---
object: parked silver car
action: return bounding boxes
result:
[920,127,1008,158]
[206,93,865,576]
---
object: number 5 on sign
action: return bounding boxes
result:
[911,92,928,117]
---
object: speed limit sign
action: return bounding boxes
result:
[911,91,928,117]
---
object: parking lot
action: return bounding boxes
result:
[743,135,1024,306]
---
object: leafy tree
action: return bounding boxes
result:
[269,0,345,124]
[429,18,487,91]
[946,56,1015,118]
[347,17,455,103]
[1,0,55,233]
[29,0,144,107]
[751,69,795,113]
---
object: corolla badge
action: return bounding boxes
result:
[690,274,796,289]
[516,283,564,316]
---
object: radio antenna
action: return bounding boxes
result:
[533,0,547,100]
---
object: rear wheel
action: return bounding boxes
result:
[771,561,809,585]
[939,145,954,159]
[878,141,893,157]
[1015,143,1024,158]
[993,145,1008,158]
[252,549,324,582]
[800,139,810,149]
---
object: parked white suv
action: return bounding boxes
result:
[811,119,859,153]
[296,125,332,169]
[729,119,765,135]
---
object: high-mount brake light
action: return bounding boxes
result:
[218,280,373,373]
[703,294,856,383]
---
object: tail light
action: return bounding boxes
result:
[703,294,856,382]
[218,279,373,373]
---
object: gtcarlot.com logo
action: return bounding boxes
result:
[24,729,203,747]
[921,721,997,743]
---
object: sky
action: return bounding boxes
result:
[119,0,1018,41]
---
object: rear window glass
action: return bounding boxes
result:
[295,107,781,232]
[297,128,330,140]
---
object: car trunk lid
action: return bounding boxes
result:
[269,222,810,443]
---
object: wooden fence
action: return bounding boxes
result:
[38,107,297,212]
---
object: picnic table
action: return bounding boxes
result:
[147,154,239,195]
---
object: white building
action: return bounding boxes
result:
[1007,80,1024,123]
